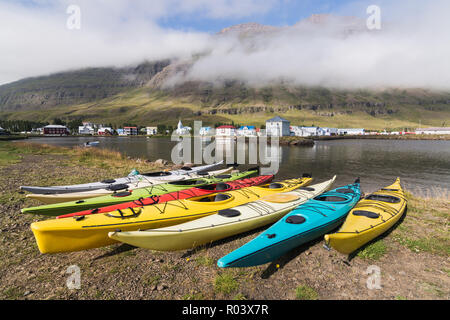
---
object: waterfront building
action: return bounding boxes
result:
[415,127,450,135]
[43,125,69,136]
[236,126,257,137]
[175,120,191,135]
[266,116,291,136]
[124,127,138,135]
[98,127,113,135]
[338,128,365,135]
[199,127,213,136]
[146,127,158,135]
[78,124,95,135]
[216,125,236,138]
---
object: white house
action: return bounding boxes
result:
[98,127,113,135]
[146,127,158,135]
[175,120,191,135]
[236,126,257,137]
[320,127,338,136]
[338,128,365,135]
[291,126,319,137]
[266,116,291,137]
[216,125,236,138]
[415,127,450,135]
[199,127,214,136]
[78,124,95,135]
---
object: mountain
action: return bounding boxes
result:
[0,60,170,112]
[0,15,449,130]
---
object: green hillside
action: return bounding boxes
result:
[0,61,449,131]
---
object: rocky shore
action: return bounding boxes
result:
[0,142,448,300]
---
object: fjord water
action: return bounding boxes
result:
[25,136,450,194]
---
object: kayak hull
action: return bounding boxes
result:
[22,168,242,216]
[108,178,334,251]
[26,167,233,204]
[324,178,406,255]
[57,174,274,219]
[218,182,361,268]
[20,161,224,194]
[31,177,312,253]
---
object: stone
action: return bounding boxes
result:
[154,159,168,166]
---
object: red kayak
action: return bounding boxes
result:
[57,175,274,219]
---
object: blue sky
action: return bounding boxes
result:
[158,0,373,32]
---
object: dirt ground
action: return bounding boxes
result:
[0,150,448,300]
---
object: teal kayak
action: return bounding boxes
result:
[21,169,258,216]
[217,180,362,268]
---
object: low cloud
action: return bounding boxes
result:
[0,0,449,90]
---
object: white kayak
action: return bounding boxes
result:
[20,160,224,194]
[26,167,234,204]
[108,176,336,251]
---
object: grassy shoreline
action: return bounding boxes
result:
[0,141,448,300]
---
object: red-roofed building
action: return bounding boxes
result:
[216,125,236,138]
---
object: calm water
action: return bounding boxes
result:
[24,136,450,194]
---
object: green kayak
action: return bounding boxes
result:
[21,169,258,216]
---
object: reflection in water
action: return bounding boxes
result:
[24,136,450,194]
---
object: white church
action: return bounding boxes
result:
[175,120,191,135]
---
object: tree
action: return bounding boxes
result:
[53,118,65,125]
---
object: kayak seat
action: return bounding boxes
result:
[112,191,132,197]
[107,184,129,192]
[218,209,241,217]
[365,194,401,203]
[336,188,354,194]
[299,187,315,191]
[352,210,380,219]
[215,183,231,191]
[286,215,306,224]
[196,171,209,176]
[268,183,284,189]
[314,196,348,202]
[197,194,231,202]
[168,179,205,186]
[101,179,116,184]
[142,171,172,177]
[215,174,232,179]
[180,166,193,171]
[381,188,399,192]
[215,193,231,202]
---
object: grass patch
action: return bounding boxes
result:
[295,285,318,300]
[182,293,205,300]
[144,275,161,286]
[214,272,239,295]
[233,293,247,300]
[3,287,24,299]
[194,255,215,267]
[394,235,449,256]
[357,240,387,260]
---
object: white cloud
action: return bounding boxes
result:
[0,0,449,90]
[178,0,450,89]
[0,0,276,84]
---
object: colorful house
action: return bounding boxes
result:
[216,125,236,138]
[124,127,138,135]
[236,126,257,137]
[43,125,69,136]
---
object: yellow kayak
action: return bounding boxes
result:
[324,178,407,255]
[31,176,312,254]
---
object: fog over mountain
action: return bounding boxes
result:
[0,0,449,90]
